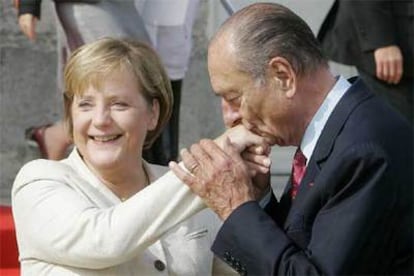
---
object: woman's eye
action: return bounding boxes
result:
[78,101,92,108]
[112,102,128,109]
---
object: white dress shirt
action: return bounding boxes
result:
[135,0,200,80]
[301,76,351,163]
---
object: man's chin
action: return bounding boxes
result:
[268,138,279,147]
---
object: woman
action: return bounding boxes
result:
[11,38,270,275]
[16,0,151,160]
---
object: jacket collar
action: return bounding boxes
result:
[281,78,374,231]
[310,77,373,165]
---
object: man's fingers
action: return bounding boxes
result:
[242,131,272,152]
[241,151,271,173]
[244,160,269,176]
[169,161,197,189]
[245,144,271,155]
[221,138,251,171]
[199,139,232,163]
[180,148,199,175]
[199,138,244,174]
[190,142,213,164]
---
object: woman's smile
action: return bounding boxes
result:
[89,134,123,143]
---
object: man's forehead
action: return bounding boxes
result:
[208,36,254,95]
[208,53,234,91]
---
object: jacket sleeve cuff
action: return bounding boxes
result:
[18,0,42,18]
[211,201,291,275]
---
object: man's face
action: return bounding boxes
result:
[208,41,296,146]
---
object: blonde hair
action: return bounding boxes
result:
[63,37,173,148]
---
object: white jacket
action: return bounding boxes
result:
[12,149,234,275]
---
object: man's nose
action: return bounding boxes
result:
[241,118,254,131]
[221,99,242,128]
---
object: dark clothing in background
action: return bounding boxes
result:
[143,80,181,165]
[318,0,414,122]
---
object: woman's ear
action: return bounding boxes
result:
[148,99,160,131]
[268,56,296,98]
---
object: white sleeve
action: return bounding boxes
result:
[12,160,205,269]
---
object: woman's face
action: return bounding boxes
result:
[71,68,158,171]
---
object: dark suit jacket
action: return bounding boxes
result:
[212,79,413,275]
[317,0,414,78]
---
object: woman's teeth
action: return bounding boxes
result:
[93,135,119,142]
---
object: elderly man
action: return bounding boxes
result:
[170,3,413,275]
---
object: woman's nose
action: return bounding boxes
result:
[92,106,112,127]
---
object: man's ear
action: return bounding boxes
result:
[268,56,296,98]
[148,99,160,131]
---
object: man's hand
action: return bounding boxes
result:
[18,13,37,41]
[170,138,259,220]
[374,45,403,84]
[219,122,272,200]
[241,148,271,200]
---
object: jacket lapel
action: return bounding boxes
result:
[282,78,374,241]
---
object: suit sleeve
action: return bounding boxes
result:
[212,201,320,275]
[347,0,396,52]
[212,143,411,275]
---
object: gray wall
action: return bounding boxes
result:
[1,1,62,203]
[0,0,355,204]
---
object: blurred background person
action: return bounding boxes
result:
[137,0,201,165]
[318,0,414,123]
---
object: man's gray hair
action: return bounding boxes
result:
[212,3,328,80]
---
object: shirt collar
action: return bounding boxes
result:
[300,76,351,163]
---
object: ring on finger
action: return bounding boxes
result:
[189,163,198,174]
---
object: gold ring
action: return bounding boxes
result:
[189,164,198,173]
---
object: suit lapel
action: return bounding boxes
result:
[309,78,372,165]
[282,78,374,231]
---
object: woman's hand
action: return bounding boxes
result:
[215,124,272,181]
[214,124,271,155]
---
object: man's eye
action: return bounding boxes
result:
[228,96,241,104]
